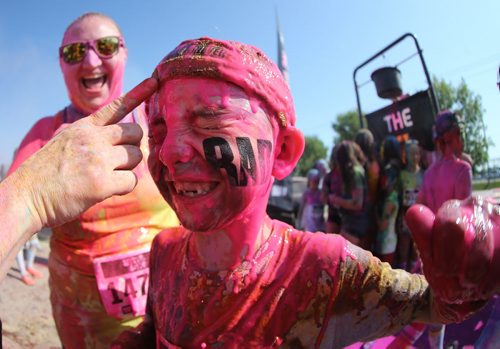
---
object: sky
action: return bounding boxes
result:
[1,0,499,168]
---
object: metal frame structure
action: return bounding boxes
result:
[353,32,439,128]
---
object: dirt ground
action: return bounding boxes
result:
[0,228,61,349]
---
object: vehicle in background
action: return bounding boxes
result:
[266,176,307,227]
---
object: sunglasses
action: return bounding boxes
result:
[59,36,124,64]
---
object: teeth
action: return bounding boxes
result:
[82,74,106,89]
[173,182,216,197]
[83,73,105,79]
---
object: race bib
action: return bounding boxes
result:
[93,247,150,319]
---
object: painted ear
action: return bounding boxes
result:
[272,127,305,180]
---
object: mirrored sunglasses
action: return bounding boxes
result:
[59,36,124,64]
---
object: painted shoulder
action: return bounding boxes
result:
[282,223,348,270]
[153,227,187,246]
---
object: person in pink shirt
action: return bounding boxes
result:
[7,13,178,348]
[390,111,472,348]
[417,111,472,212]
[112,38,499,348]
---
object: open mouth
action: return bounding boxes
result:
[173,181,218,197]
[81,74,107,90]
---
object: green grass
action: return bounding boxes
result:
[472,179,500,191]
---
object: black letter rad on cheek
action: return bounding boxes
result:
[203,137,239,186]
[236,137,257,186]
[257,139,272,183]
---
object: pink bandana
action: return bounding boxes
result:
[148,37,296,128]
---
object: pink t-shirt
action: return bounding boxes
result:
[112,219,480,348]
[417,156,472,213]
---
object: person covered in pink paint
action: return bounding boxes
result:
[418,111,472,213]
[7,12,178,348]
[112,38,499,348]
[389,111,472,348]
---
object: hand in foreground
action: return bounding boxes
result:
[406,196,500,304]
[14,77,158,229]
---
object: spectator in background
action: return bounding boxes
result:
[397,140,423,271]
[297,168,325,232]
[375,136,401,264]
[418,111,472,212]
[378,136,402,206]
[391,111,472,349]
[355,128,380,252]
[322,145,343,234]
[313,159,329,190]
[15,235,42,285]
[329,140,369,246]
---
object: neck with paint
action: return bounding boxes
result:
[188,193,274,272]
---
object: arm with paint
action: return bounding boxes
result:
[325,222,497,348]
[326,242,431,347]
[0,78,157,282]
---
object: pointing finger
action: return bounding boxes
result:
[90,77,158,126]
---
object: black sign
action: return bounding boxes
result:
[365,89,436,150]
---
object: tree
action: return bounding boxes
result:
[433,76,492,172]
[331,110,359,143]
[295,136,328,176]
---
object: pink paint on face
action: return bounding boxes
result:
[60,15,126,114]
[148,78,276,233]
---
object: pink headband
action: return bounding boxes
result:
[149,37,296,128]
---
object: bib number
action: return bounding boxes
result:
[93,247,150,319]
